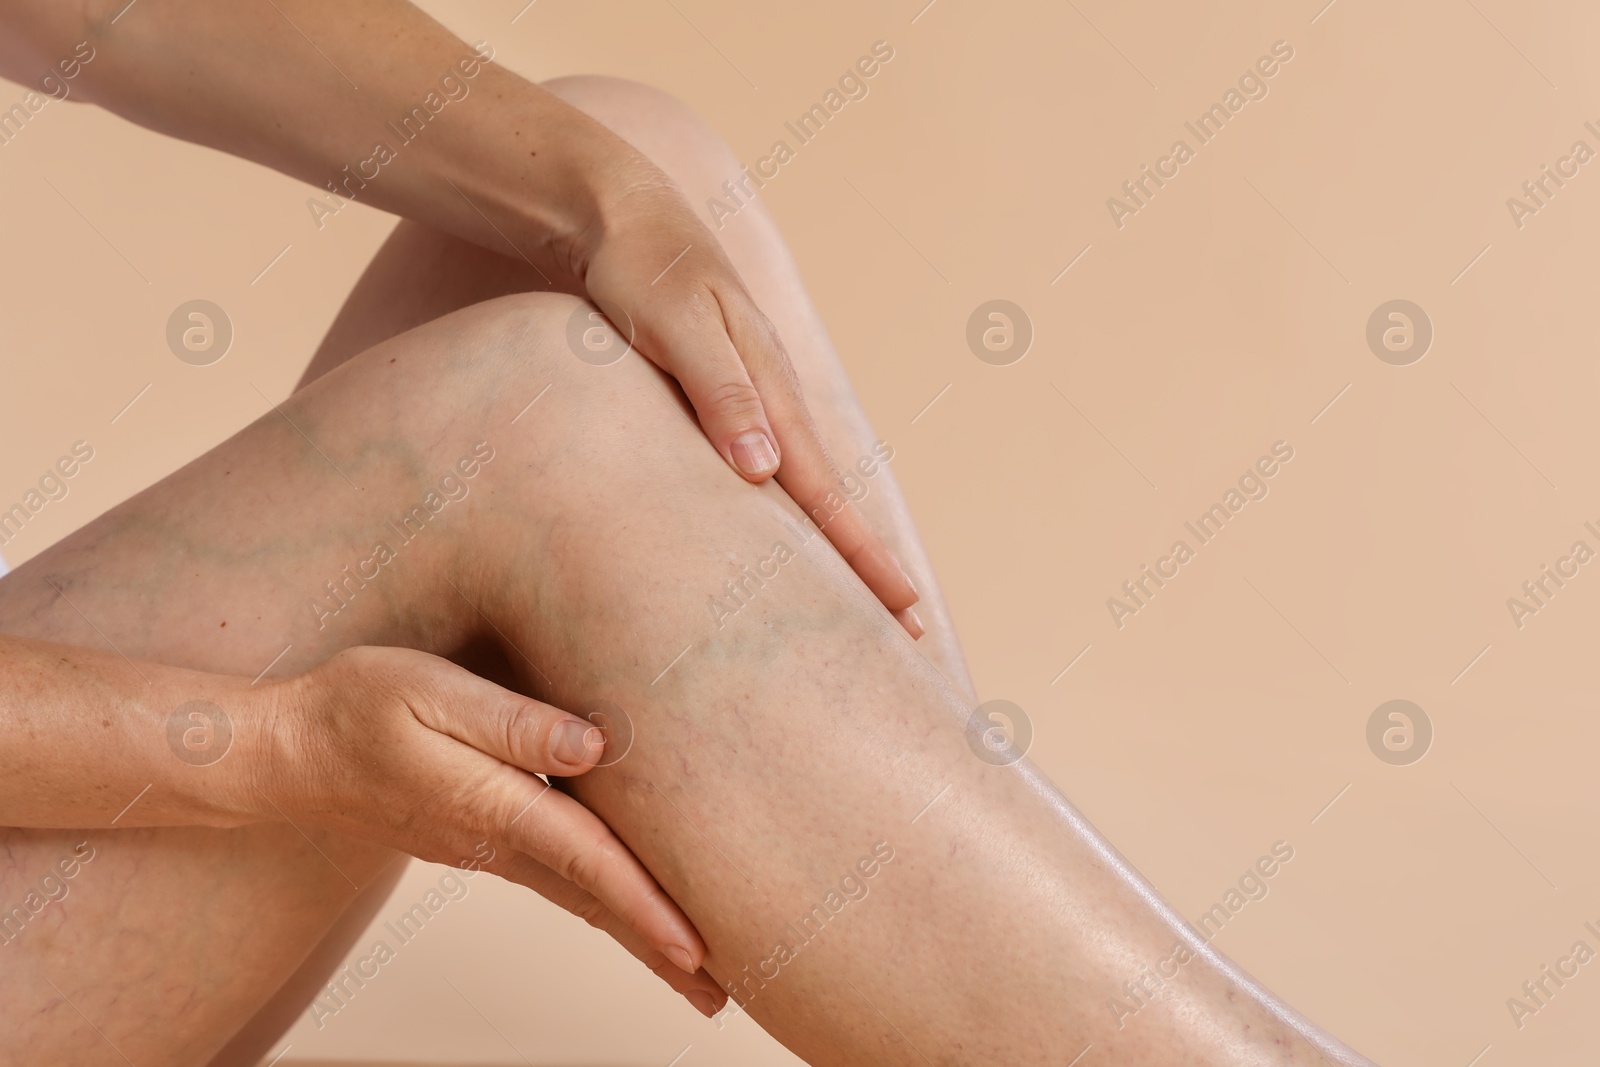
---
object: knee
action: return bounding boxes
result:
[540,75,742,207]
[452,288,587,347]
[541,74,708,139]
[428,289,608,383]
[415,290,675,421]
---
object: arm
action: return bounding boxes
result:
[0,0,920,627]
[0,631,726,1012]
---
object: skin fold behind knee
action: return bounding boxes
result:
[0,293,1356,1065]
[0,297,582,1062]
[305,67,973,691]
[319,294,1358,1064]
[425,340,1351,1064]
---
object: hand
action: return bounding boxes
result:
[564,145,924,638]
[254,645,728,1017]
[4,0,920,637]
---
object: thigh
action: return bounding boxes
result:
[0,281,920,1065]
[301,73,974,698]
[393,298,1340,1066]
[3,73,977,1064]
[0,297,547,1065]
[0,288,1345,1067]
[219,72,977,1062]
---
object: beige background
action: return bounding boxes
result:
[3,0,1599,1063]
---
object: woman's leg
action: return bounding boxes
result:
[212,74,983,1062]
[0,289,1370,1065]
[297,74,976,702]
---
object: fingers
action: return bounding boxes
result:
[576,164,918,627]
[409,666,608,776]
[622,258,921,627]
[716,289,921,620]
[411,670,706,969]
[338,653,709,989]
[892,606,926,640]
[491,850,729,1018]
[627,248,782,482]
[494,769,708,977]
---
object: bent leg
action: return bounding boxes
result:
[0,71,979,1066]
[233,73,983,1058]
[0,291,1371,1065]
[3,73,1376,1062]
[299,73,975,699]
[434,297,1373,1066]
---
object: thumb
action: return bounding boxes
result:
[404,657,608,776]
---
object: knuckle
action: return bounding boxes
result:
[400,775,492,848]
[501,701,545,767]
[553,837,604,890]
[703,377,765,423]
[568,893,611,931]
[673,285,725,327]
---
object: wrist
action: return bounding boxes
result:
[225,672,315,828]
[421,66,637,279]
[71,659,299,831]
[176,672,304,830]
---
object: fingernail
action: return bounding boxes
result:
[552,721,604,764]
[730,432,779,477]
[893,554,918,599]
[686,989,719,1018]
[663,943,697,974]
[897,607,924,640]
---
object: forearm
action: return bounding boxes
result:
[0,290,1369,1062]
[0,633,264,829]
[0,0,627,267]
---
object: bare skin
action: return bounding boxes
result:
[223,74,981,1061]
[0,295,1372,1067]
[0,70,1374,1066]
[0,0,920,629]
